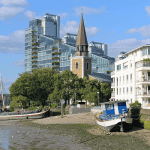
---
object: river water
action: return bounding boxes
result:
[0,120,92,150]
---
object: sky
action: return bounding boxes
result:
[1,0,150,94]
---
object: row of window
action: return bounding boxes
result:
[117,63,132,71]
[116,86,132,95]
[75,62,90,70]
[115,74,132,84]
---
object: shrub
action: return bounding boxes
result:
[39,105,43,110]
[130,101,141,109]
[51,103,58,109]
[27,107,38,111]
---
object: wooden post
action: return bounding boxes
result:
[61,99,64,118]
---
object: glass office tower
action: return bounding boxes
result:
[25,13,115,74]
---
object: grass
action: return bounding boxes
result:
[140,114,150,130]
[17,119,150,150]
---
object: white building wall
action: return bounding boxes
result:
[111,45,150,108]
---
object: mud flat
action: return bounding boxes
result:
[0,113,150,150]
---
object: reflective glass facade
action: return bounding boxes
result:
[25,16,115,74]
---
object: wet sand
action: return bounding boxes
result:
[0,113,150,149]
[0,120,92,150]
[32,112,96,125]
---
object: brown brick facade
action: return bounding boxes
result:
[72,58,83,78]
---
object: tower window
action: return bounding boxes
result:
[75,62,79,69]
[87,62,89,69]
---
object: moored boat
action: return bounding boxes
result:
[95,100,133,132]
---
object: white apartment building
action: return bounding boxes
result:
[111,45,150,109]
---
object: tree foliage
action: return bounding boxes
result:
[9,67,113,109]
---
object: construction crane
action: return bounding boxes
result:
[65,33,77,36]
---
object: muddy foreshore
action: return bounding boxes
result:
[0,113,150,150]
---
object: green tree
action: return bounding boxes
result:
[31,67,59,108]
[9,67,58,109]
[9,72,34,107]
[101,83,113,102]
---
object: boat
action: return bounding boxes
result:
[95,100,133,132]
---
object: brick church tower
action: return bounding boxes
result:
[70,13,92,78]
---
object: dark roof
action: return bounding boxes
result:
[100,100,127,105]
[88,72,113,82]
[76,13,88,46]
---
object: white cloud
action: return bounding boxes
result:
[145,6,150,16]
[74,6,108,15]
[127,24,150,37]
[60,21,99,38]
[13,59,24,67]
[10,30,25,40]
[86,27,99,37]
[0,30,25,54]
[0,0,28,6]
[108,38,150,58]
[24,10,42,20]
[57,12,68,19]
[0,6,24,20]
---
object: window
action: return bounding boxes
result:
[117,64,121,70]
[130,86,132,93]
[123,76,124,81]
[87,62,89,69]
[130,74,132,80]
[142,48,147,56]
[131,99,132,103]
[120,76,121,82]
[123,87,124,93]
[126,75,128,83]
[127,87,128,93]
[75,62,79,69]
[106,104,113,110]
[117,77,118,86]
[120,88,121,94]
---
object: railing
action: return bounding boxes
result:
[137,90,150,96]
[142,103,150,107]
[130,80,132,83]
[126,80,128,84]
[136,77,150,82]
[111,71,115,76]
[136,62,150,68]
[111,83,115,87]
[123,66,128,69]
[111,92,115,97]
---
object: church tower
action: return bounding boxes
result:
[70,13,92,78]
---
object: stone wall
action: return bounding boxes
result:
[69,108,91,114]
[140,109,150,116]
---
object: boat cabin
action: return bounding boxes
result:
[99,100,128,120]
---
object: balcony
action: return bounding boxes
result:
[111,71,115,76]
[111,83,115,87]
[136,76,150,83]
[123,66,128,69]
[136,62,150,71]
[137,90,150,97]
[111,92,115,97]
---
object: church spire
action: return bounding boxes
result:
[76,13,88,46]
[75,13,88,56]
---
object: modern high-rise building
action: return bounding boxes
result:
[25,13,115,82]
[110,45,150,108]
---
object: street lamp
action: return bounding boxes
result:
[97,92,99,106]
[74,92,76,103]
